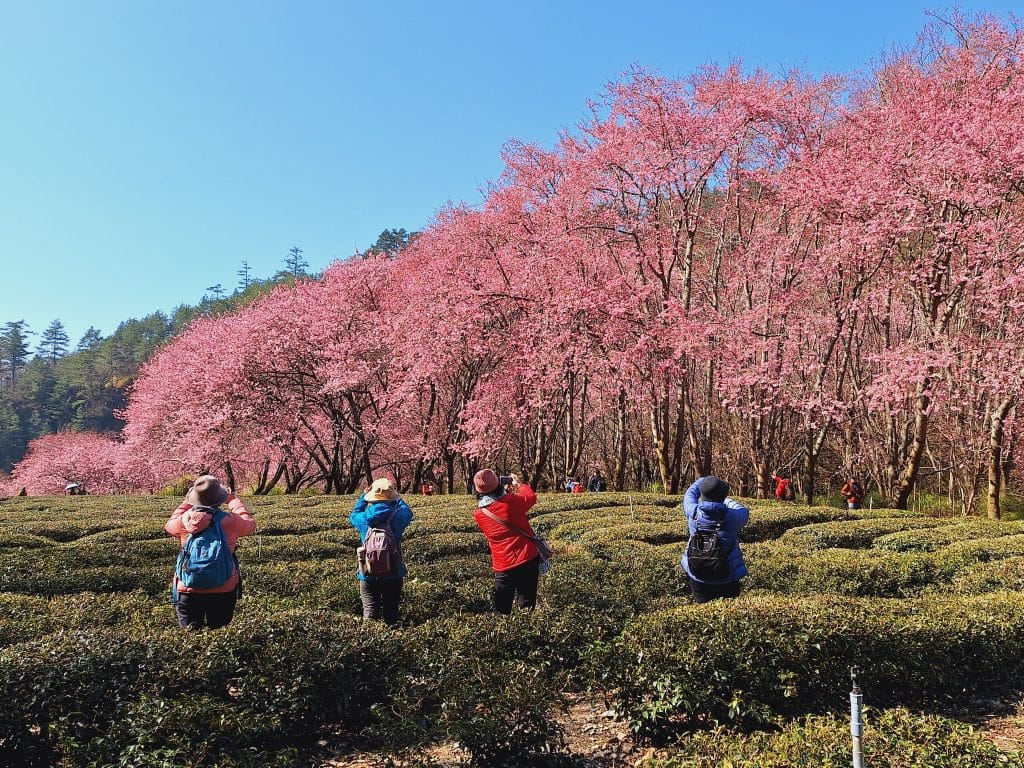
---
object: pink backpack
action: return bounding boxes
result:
[360,508,402,577]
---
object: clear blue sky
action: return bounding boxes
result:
[1,1,1019,347]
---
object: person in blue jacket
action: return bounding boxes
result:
[349,477,414,625]
[681,475,749,603]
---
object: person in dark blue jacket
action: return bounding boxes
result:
[349,478,414,625]
[681,476,749,603]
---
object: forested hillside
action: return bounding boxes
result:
[0,313,176,472]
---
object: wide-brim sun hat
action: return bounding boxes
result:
[366,478,400,501]
[186,475,229,507]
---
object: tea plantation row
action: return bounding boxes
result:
[1,493,1022,766]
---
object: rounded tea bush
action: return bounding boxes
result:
[645,708,1024,768]
[607,592,1024,740]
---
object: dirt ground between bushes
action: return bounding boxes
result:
[321,693,1024,767]
[975,696,1024,754]
[320,692,650,767]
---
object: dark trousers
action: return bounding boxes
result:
[359,578,403,625]
[493,557,540,614]
[175,590,238,629]
[689,577,742,604]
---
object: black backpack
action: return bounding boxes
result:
[686,520,732,581]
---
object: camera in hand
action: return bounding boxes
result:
[498,475,514,487]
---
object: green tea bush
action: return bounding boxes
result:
[744,544,951,597]
[0,560,169,596]
[0,611,404,767]
[250,531,352,560]
[253,514,342,536]
[381,613,569,767]
[543,548,685,622]
[0,533,54,550]
[80,695,305,768]
[79,523,169,543]
[873,520,1024,552]
[949,555,1024,593]
[608,593,1024,741]
[402,531,489,563]
[645,708,1024,768]
[402,510,480,535]
[0,594,58,646]
[780,518,944,549]
[576,521,685,546]
[943,533,1024,560]
[545,506,680,542]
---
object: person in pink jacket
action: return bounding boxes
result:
[165,474,256,629]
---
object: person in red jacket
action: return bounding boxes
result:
[473,469,541,614]
[165,474,256,629]
[772,470,794,501]
[841,477,866,510]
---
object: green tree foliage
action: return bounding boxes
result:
[364,227,416,257]
[38,320,69,363]
[0,321,32,386]
[237,260,252,291]
[0,314,178,472]
[273,245,309,280]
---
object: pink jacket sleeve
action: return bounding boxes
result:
[222,497,256,539]
[164,502,191,538]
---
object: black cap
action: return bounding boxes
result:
[698,476,729,503]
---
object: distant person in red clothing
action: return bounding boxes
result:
[841,477,866,510]
[473,469,541,613]
[772,470,794,501]
[420,481,434,496]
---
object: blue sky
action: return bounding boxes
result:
[1,1,1019,347]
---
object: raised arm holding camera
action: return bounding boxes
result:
[472,469,542,614]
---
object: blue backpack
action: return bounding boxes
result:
[176,507,234,589]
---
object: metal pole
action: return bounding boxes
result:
[850,666,864,768]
